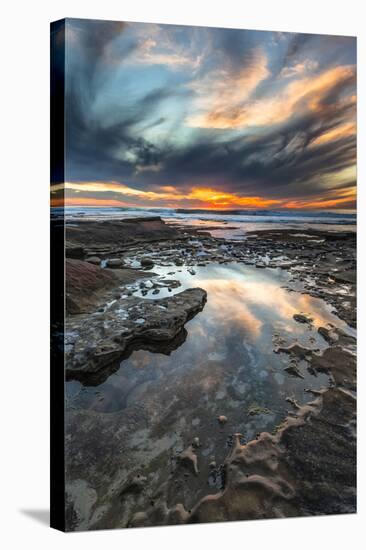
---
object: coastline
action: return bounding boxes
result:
[64,216,356,530]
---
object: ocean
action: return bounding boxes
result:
[53,206,356,239]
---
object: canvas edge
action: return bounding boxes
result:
[50,18,66,533]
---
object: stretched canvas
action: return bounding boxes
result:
[50,18,357,531]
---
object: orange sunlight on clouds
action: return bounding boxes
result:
[51,181,356,210]
[187,65,355,130]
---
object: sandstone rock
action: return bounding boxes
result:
[66,259,149,314]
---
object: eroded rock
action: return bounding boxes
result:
[66,288,207,381]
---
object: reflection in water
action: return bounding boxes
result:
[66,264,352,449]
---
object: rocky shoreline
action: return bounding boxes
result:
[64,216,356,530]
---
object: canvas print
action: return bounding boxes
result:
[50,18,356,531]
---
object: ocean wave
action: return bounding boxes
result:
[53,206,356,226]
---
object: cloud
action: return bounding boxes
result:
[129,37,203,69]
[310,121,356,146]
[280,59,318,78]
[52,179,356,210]
[186,64,355,129]
[55,21,356,210]
[186,49,270,129]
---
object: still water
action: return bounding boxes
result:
[66,263,352,447]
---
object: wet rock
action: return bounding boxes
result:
[106,258,124,268]
[286,396,301,410]
[192,437,200,448]
[217,415,227,425]
[120,474,147,496]
[178,445,199,475]
[129,502,189,528]
[247,406,272,416]
[162,279,181,289]
[275,343,315,359]
[318,325,338,344]
[140,258,154,268]
[66,288,207,381]
[284,364,304,379]
[293,313,313,324]
[311,344,356,391]
[189,383,355,524]
[141,280,153,289]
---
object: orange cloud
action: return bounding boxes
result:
[310,122,356,147]
[58,181,283,209]
[283,187,356,210]
[62,181,181,201]
[186,49,270,129]
[187,65,355,129]
[137,39,202,68]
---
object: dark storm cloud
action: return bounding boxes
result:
[282,32,356,73]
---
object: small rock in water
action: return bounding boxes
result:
[247,405,272,416]
[284,364,304,379]
[293,313,313,324]
[140,258,154,268]
[106,258,124,268]
[130,260,141,268]
[217,415,227,425]
[192,437,200,448]
[318,325,338,344]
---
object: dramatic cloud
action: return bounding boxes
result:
[51,19,356,210]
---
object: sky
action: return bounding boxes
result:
[51,19,356,210]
